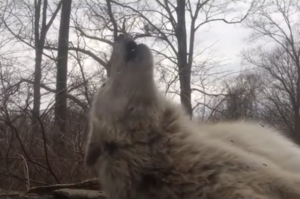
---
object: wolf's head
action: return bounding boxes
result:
[108,34,155,98]
[84,35,162,167]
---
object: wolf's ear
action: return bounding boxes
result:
[84,143,102,167]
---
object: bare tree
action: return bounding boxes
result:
[55,0,72,136]
[207,71,263,122]
[0,0,62,132]
[242,0,300,143]
[244,44,300,140]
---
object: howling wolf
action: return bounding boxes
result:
[84,34,300,199]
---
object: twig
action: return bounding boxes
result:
[18,154,30,190]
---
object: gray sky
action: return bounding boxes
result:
[148,20,254,106]
[199,21,252,72]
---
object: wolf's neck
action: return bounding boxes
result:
[121,91,165,123]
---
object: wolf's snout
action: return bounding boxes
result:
[127,40,137,52]
[113,34,152,65]
[126,40,138,61]
[114,34,138,61]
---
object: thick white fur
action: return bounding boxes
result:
[84,35,300,199]
[199,121,300,173]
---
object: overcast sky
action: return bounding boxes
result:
[199,21,252,72]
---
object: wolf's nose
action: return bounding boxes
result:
[118,34,125,39]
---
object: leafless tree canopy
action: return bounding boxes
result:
[241,0,300,142]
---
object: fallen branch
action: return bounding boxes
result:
[27,178,100,195]
[54,188,106,199]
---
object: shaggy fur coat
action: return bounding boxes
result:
[84,34,300,199]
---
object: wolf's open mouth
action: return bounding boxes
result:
[126,40,138,61]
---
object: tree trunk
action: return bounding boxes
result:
[31,0,45,132]
[55,0,72,135]
[176,0,192,118]
[32,47,42,131]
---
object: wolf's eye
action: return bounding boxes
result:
[126,40,138,61]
